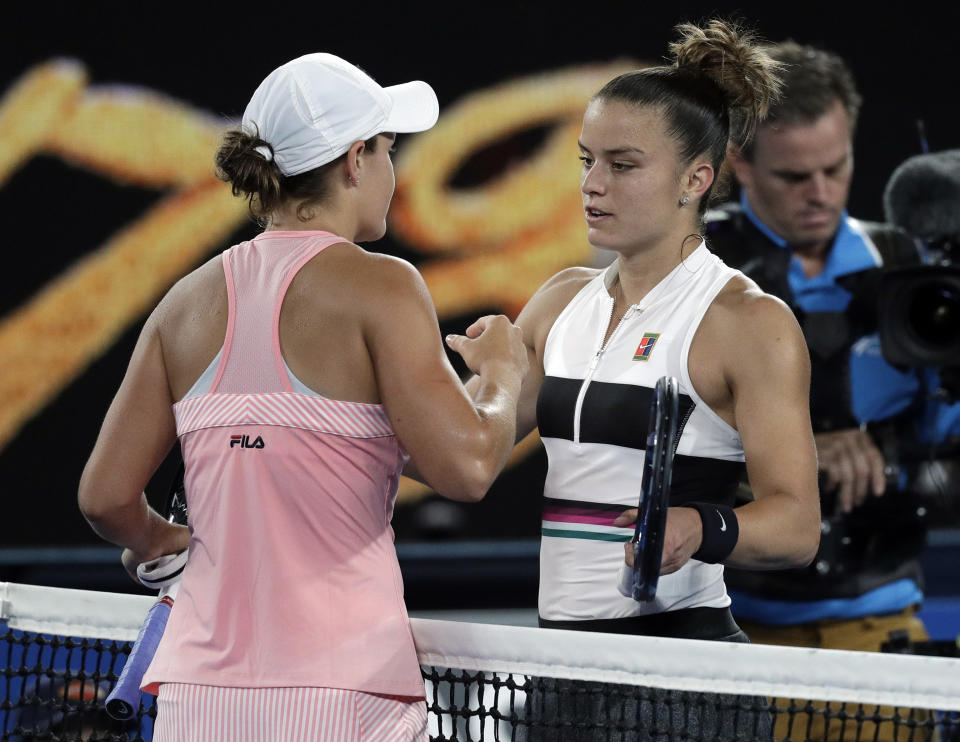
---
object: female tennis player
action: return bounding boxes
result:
[78,53,527,741]
[453,20,821,641]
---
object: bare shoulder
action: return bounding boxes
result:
[163,253,223,299]
[294,241,429,303]
[356,248,426,286]
[325,246,442,332]
[704,274,809,378]
[350,248,432,305]
[531,266,600,305]
[709,274,802,339]
[156,253,226,326]
[517,266,600,350]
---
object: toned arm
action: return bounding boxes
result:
[719,291,821,569]
[364,255,527,502]
[77,307,191,562]
[635,287,820,574]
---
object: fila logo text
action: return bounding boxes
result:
[229,434,265,449]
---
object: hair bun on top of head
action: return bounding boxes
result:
[669,19,783,148]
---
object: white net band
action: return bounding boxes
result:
[3,580,959,712]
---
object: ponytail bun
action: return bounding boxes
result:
[670,19,783,149]
[214,128,282,220]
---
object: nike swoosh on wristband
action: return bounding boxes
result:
[718,512,727,532]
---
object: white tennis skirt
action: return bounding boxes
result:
[153,683,428,742]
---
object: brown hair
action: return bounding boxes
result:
[739,41,861,159]
[214,127,378,225]
[594,19,782,213]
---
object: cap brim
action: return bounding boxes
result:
[382,80,439,133]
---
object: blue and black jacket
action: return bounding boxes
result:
[706,196,960,622]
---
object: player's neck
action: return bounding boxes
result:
[265,200,357,240]
[615,232,702,305]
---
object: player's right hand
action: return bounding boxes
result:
[814,428,887,513]
[446,315,528,379]
[615,507,701,575]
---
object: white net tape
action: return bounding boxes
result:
[3,580,959,712]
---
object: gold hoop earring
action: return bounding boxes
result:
[682,233,704,249]
[678,233,705,271]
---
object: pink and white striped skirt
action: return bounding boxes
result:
[153,684,428,742]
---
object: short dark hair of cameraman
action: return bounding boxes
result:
[706,40,959,741]
[733,42,861,272]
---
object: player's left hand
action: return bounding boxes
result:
[121,548,142,583]
[120,522,191,584]
[615,507,703,575]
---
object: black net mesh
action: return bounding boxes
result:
[3,621,959,741]
[1,625,155,741]
[421,667,960,742]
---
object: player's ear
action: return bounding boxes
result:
[682,160,714,203]
[344,140,366,184]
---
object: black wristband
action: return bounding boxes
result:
[681,502,739,564]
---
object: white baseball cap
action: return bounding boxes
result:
[241,53,439,177]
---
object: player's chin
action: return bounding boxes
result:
[357,220,388,244]
[586,227,626,253]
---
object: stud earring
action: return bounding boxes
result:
[680,194,690,207]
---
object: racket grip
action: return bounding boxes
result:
[105,584,177,721]
[617,540,640,599]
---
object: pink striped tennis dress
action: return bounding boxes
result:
[142,231,427,741]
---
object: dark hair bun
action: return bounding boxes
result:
[670,19,783,148]
[214,128,282,218]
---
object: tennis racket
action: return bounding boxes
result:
[619,375,680,602]
[105,466,188,721]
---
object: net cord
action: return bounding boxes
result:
[413,618,960,711]
[4,581,959,711]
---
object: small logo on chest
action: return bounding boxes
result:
[633,333,661,361]
[230,434,265,449]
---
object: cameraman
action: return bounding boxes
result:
[707,41,960,676]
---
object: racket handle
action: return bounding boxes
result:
[105,583,178,721]
[617,540,659,602]
[617,540,641,599]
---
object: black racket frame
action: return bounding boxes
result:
[629,375,680,601]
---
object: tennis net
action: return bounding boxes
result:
[2,581,959,741]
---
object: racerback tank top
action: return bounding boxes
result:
[142,230,424,698]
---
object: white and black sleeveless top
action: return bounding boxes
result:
[537,242,746,621]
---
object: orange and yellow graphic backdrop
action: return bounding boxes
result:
[0,57,636,515]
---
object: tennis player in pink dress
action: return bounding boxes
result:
[78,53,528,741]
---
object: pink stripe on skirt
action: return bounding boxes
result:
[154,684,428,742]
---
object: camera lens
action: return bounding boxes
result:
[908,283,960,347]
[879,265,960,367]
